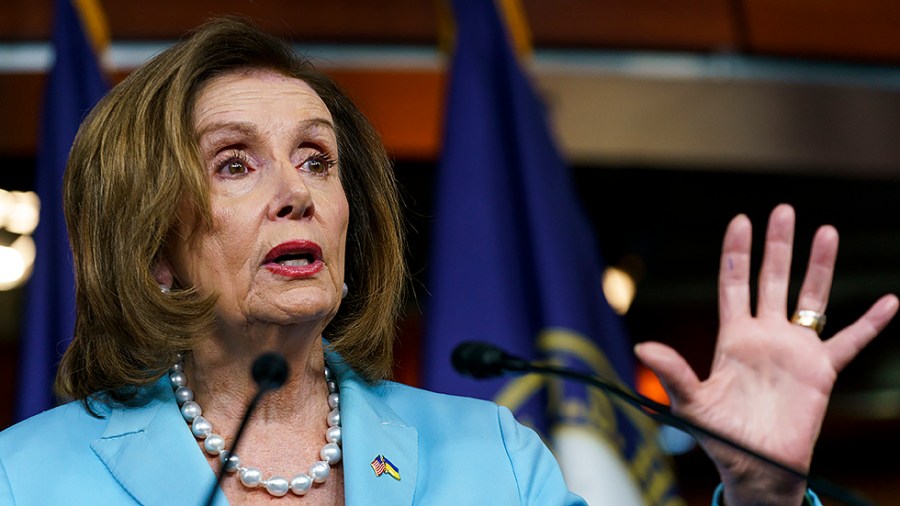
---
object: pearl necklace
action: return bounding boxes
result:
[169,356,342,497]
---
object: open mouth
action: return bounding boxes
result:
[262,241,323,268]
[271,252,316,267]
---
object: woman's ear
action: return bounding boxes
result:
[152,257,175,291]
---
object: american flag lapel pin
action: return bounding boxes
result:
[370,455,385,477]
[370,455,400,480]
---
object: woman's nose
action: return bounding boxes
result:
[268,159,314,220]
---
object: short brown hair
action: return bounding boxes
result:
[57,17,406,405]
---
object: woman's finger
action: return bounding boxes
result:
[756,204,795,319]
[794,225,839,317]
[634,341,700,408]
[826,294,899,373]
[718,214,753,326]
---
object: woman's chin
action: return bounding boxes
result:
[256,297,339,327]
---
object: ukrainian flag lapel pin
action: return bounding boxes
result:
[370,455,401,481]
[382,456,401,480]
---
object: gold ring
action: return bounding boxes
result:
[791,309,826,335]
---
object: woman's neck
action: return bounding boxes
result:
[183,325,330,426]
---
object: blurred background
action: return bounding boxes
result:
[1,1,899,503]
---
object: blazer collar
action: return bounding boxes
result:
[90,378,225,506]
[327,349,419,506]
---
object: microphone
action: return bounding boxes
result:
[451,340,528,377]
[252,351,290,391]
[452,341,874,506]
[205,352,289,506]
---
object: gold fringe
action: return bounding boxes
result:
[71,0,110,55]
[434,0,456,57]
[495,0,532,59]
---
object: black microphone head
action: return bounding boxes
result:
[452,341,512,379]
[251,352,289,391]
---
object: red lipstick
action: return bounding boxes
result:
[262,240,323,278]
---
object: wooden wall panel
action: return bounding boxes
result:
[6,0,900,64]
[0,0,440,43]
[744,0,900,63]
[1,0,737,50]
[0,0,52,40]
[328,69,445,160]
[100,1,439,43]
[524,0,736,51]
[0,74,45,156]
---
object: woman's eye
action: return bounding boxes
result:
[305,158,325,174]
[219,158,251,176]
[300,154,334,175]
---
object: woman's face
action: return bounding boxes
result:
[168,69,349,331]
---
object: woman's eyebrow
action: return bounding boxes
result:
[198,118,336,145]
[197,121,260,149]
[297,118,336,137]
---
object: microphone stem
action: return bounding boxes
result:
[525,363,873,506]
[204,388,265,506]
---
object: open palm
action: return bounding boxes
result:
[636,204,898,505]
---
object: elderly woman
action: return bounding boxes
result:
[0,17,897,506]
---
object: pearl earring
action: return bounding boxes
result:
[160,285,171,294]
[341,283,348,299]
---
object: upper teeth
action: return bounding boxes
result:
[280,258,310,266]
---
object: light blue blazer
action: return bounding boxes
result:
[0,351,585,505]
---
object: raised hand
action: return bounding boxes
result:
[635,204,898,506]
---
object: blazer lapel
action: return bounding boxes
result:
[330,352,418,506]
[90,379,227,506]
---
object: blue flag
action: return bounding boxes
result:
[15,0,108,422]
[423,1,680,504]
